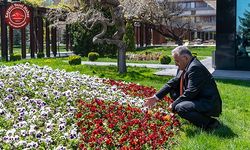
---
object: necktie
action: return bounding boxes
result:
[180,70,185,95]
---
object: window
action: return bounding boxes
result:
[186,2,191,9]
[195,2,208,8]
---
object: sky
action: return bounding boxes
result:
[237,0,250,31]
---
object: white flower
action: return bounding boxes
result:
[14,140,27,147]
[0,109,5,115]
[17,121,27,128]
[29,129,36,135]
[6,129,16,136]
[6,88,14,93]
[27,141,38,148]
[59,123,66,131]
[14,135,19,141]
[69,129,77,139]
[20,130,28,137]
[5,94,14,101]
[41,110,48,117]
[45,136,53,144]
[59,118,66,124]
[55,145,66,150]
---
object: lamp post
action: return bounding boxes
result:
[1,0,8,61]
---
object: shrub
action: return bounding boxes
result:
[159,55,171,64]
[10,53,21,61]
[70,16,117,57]
[68,55,81,65]
[37,52,45,58]
[88,52,99,61]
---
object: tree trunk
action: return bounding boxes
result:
[1,5,8,61]
[21,28,26,58]
[118,45,127,74]
[51,27,57,57]
[30,7,35,58]
[9,28,13,56]
[46,20,50,57]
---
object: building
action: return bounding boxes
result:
[135,0,216,46]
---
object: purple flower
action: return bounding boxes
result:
[59,123,65,131]
[36,132,43,139]
[20,130,28,137]
[0,109,5,115]
[6,88,14,93]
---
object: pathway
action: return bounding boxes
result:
[81,57,250,80]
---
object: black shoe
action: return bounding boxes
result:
[205,119,220,131]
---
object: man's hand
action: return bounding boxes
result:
[168,103,173,112]
[143,97,158,108]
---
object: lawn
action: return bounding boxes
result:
[3,45,213,65]
[81,46,213,64]
[0,45,68,56]
[135,46,215,56]
[0,57,250,149]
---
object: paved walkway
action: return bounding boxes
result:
[81,57,250,81]
[3,52,249,80]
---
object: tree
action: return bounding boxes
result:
[47,0,127,74]
[123,20,135,51]
[238,10,250,40]
[121,0,194,45]
[22,0,44,6]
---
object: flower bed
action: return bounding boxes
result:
[0,63,179,149]
[126,52,162,61]
[77,99,179,149]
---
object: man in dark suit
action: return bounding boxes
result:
[144,46,222,130]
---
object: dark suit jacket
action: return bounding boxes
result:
[155,57,222,117]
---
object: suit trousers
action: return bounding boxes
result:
[174,101,214,128]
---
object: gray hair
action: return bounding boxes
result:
[171,46,192,57]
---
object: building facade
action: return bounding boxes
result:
[135,0,216,46]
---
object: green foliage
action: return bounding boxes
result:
[22,0,44,6]
[10,53,21,61]
[159,55,171,64]
[68,55,81,65]
[123,21,135,51]
[69,14,118,57]
[37,52,45,58]
[13,29,21,45]
[88,52,99,61]
[238,10,250,38]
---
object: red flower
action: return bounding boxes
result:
[105,138,112,145]
[76,89,180,149]
[76,112,83,118]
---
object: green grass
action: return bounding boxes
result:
[0,45,69,55]
[1,54,249,149]
[79,46,212,64]
[175,79,250,150]
[3,45,212,65]
[81,56,207,65]
[134,46,215,56]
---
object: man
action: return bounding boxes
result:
[144,46,222,130]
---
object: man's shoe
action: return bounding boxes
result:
[206,119,220,131]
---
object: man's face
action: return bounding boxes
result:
[173,54,188,70]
